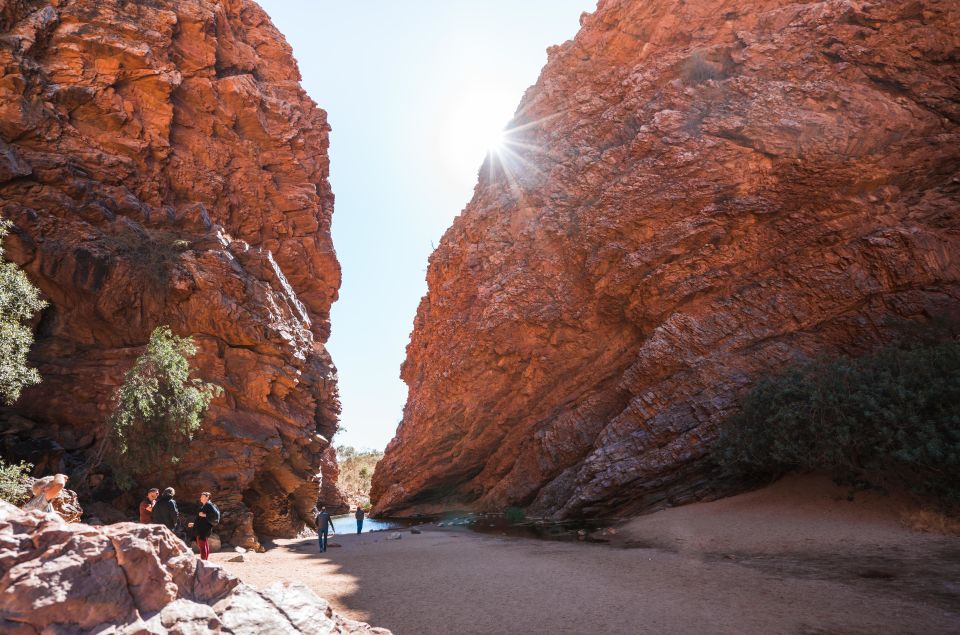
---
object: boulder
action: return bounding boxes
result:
[84,501,130,525]
[21,475,83,523]
[0,505,389,633]
[49,488,83,524]
[191,533,222,554]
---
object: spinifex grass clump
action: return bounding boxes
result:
[717,336,960,506]
[0,220,46,405]
[104,326,221,489]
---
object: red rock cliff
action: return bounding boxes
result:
[0,0,346,546]
[371,0,960,517]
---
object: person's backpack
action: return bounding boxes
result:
[207,502,221,526]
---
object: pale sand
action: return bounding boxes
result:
[212,476,959,634]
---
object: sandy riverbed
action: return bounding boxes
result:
[212,476,959,634]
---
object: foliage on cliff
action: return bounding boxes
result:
[105,327,221,489]
[0,221,46,405]
[0,459,32,505]
[718,336,960,504]
[335,447,383,508]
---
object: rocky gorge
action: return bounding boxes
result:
[0,0,345,548]
[371,0,960,518]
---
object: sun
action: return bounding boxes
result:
[441,86,518,187]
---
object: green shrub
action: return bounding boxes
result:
[504,506,526,524]
[0,220,47,405]
[716,338,960,504]
[104,326,221,490]
[0,459,33,505]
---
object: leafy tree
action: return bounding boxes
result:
[104,326,221,489]
[336,445,357,461]
[716,337,960,505]
[0,220,46,404]
[0,459,33,505]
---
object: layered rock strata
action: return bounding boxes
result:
[372,0,960,517]
[0,503,390,634]
[0,0,346,546]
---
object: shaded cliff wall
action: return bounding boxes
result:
[0,0,346,546]
[372,0,960,517]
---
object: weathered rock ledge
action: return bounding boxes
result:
[0,503,389,634]
[372,0,960,518]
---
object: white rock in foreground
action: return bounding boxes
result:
[0,502,390,634]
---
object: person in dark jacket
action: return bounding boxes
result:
[187,491,219,560]
[315,506,336,552]
[139,488,159,523]
[152,487,179,531]
[355,506,365,534]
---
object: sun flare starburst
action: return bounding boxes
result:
[441,87,517,184]
[440,85,561,198]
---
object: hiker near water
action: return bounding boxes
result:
[152,487,179,531]
[315,506,336,552]
[355,506,365,534]
[187,491,220,560]
[139,488,159,523]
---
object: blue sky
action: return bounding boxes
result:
[257,1,596,450]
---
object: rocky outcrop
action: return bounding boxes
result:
[21,474,83,523]
[0,0,346,547]
[372,0,960,518]
[0,503,390,633]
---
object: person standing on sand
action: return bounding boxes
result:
[315,506,336,552]
[152,487,179,531]
[355,506,365,534]
[139,488,159,523]
[187,491,220,560]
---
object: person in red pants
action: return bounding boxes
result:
[187,491,220,560]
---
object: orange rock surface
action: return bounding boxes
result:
[372,0,960,517]
[0,0,345,546]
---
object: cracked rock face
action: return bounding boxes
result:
[0,0,345,546]
[371,0,960,518]
[0,503,390,634]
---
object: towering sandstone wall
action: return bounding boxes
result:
[0,0,345,546]
[372,0,960,517]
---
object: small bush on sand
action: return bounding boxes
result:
[0,459,33,505]
[716,337,960,506]
[0,220,46,405]
[104,326,220,490]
